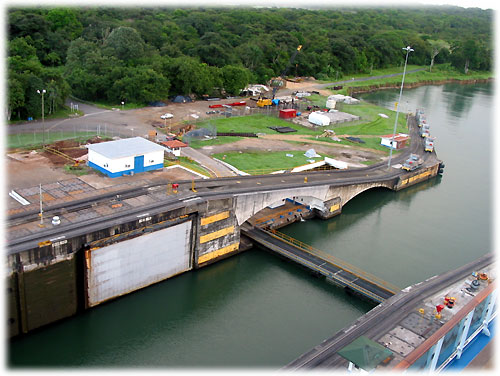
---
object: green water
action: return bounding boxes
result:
[8,82,492,368]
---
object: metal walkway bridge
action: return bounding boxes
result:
[241,224,399,304]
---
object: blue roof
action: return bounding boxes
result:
[87,137,165,159]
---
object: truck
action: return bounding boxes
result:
[402,154,423,171]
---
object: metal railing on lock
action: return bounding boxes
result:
[44,147,79,164]
[266,229,401,295]
[254,204,309,225]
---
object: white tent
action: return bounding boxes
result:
[308,111,330,126]
[326,99,337,109]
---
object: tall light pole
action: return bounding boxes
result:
[387,46,413,169]
[37,89,46,145]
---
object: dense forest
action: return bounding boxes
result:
[7,6,493,120]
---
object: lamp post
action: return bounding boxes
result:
[37,89,46,145]
[387,46,413,169]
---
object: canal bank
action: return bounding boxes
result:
[8,82,492,368]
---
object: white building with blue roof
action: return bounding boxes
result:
[87,137,165,178]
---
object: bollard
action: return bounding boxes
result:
[304,176,308,183]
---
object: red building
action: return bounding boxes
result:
[279,109,297,119]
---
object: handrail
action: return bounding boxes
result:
[250,232,386,303]
[265,228,400,294]
[44,147,77,163]
[254,203,308,224]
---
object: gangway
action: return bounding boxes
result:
[241,224,399,304]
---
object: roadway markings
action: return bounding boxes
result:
[182,196,201,203]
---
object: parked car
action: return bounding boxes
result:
[161,113,174,119]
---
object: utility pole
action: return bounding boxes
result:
[388,46,413,169]
[38,183,45,227]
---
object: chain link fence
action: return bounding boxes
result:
[8,124,139,149]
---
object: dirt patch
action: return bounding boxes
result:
[198,136,380,166]
[42,136,108,166]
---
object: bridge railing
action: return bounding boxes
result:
[266,229,400,294]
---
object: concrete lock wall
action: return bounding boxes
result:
[315,196,342,219]
[7,206,197,336]
[7,245,79,335]
[397,164,439,190]
[7,162,441,336]
[195,197,241,267]
[234,186,331,226]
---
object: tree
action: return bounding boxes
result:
[7,77,24,121]
[167,56,218,96]
[109,67,170,103]
[450,39,479,74]
[45,8,83,39]
[427,40,448,72]
[367,31,405,68]
[9,37,37,60]
[103,26,145,62]
[221,65,251,96]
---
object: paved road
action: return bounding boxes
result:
[180,147,237,177]
[8,99,155,138]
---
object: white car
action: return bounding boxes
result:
[160,113,174,119]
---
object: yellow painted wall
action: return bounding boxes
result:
[198,242,239,264]
[200,211,230,226]
[199,226,235,244]
[330,203,340,212]
[401,169,433,187]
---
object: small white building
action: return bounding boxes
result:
[87,137,165,178]
[380,133,410,150]
[161,140,188,157]
[308,111,331,126]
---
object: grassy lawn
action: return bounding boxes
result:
[306,134,405,154]
[333,64,492,93]
[313,65,424,84]
[63,164,90,176]
[213,150,334,175]
[7,132,103,149]
[333,102,408,135]
[68,95,146,110]
[195,114,318,135]
[8,106,83,125]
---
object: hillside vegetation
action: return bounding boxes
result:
[8,6,493,121]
